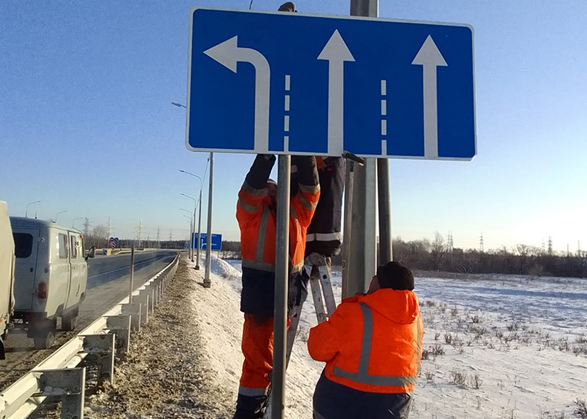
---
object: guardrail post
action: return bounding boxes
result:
[106,315,131,353]
[151,279,161,305]
[139,287,155,313]
[157,276,164,294]
[121,303,142,331]
[35,367,85,419]
[134,294,149,324]
[82,334,115,385]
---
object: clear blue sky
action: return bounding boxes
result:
[1,0,586,252]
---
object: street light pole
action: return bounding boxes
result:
[172,102,213,280]
[72,217,84,228]
[25,201,41,218]
[180,209,194,260]
[54,210,68,224]
[179,169,204,269]
[180,193,197,262]
[196,187,203,270]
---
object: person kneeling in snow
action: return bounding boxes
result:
[308,262,424,419]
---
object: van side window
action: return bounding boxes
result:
[13,233,33,258]
[70,236,78,259]
[58,234,68,259]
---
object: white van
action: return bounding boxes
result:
[10,217,94,349]
[0,202,16,359]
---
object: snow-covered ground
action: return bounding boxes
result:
[75,256,587,419]
[214,258,587,419]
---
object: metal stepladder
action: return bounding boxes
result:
[287,252,337,364]
[264,252,337,419]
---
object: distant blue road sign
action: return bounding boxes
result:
[192,233,222,251]
[187,8,475,160]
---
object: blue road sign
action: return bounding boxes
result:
[187,8,475,160]
[192,233,222,251]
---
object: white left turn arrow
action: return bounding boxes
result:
[204,36,271,153]
[318,30,355,155]
[412,35,448,159]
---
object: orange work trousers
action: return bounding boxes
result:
[239,314,290,394]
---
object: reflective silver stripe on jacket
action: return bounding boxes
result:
[332,302,419,387]
[255,207,271,262]
[243,203,304,273]
[238,199,260,213]
[416,316,423,374]
[299,193,318,211]
[242,181,267,197]
[306,232,342,242]
[238,385,269,397]
[298,183,320,194]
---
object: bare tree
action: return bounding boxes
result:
[91,225,108,249]
[430,231,446,270]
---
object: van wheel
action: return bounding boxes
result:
[33,331,55,349]
[62,312,78,331]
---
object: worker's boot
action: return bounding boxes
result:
[234,393,268,419]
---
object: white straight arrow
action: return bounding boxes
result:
[318,30,355,155]
[204,36,270,153]
[412,35,448,159]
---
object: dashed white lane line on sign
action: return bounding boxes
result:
[284,75,291,152]
[381,80,388,156]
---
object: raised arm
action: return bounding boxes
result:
[236,155,275,225]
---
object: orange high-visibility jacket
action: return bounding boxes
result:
[308,289,424,394]
[237,155,320,274]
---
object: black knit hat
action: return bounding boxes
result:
[376,262,414,291]
[278,2,297,12]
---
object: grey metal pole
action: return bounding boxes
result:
[341,161,355,299]
[350,0,378,16]
[129,244,135,303]
[204,152,214,287]
[271,155,291,419]
[344,0,379,298]
[377,158,393,264]
[195,188,203,270]
[192,206,196,262]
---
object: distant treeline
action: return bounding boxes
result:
[219,235,587,279]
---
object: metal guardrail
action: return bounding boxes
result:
[0,254,180,419]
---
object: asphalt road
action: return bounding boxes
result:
[0,250,180,391]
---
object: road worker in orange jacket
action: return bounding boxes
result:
[308,261,423,419]
[235,154,319,419]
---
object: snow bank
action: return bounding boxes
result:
[195,256,587,418]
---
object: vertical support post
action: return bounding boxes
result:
[196,187,203,270]
[121,303,142,331]
[271,155,291,419]
[83,334,115,385]
[344,0,379,299]
[342,161,354,298]
[377,158,393,264]
[106,315,131,353]
[204,152,214,287]
[190,208,197,262]
[129,244,135,303]
[37,368,86,419]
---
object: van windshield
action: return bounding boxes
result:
[13,233,34,258]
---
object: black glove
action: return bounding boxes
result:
[288,272,309,314]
